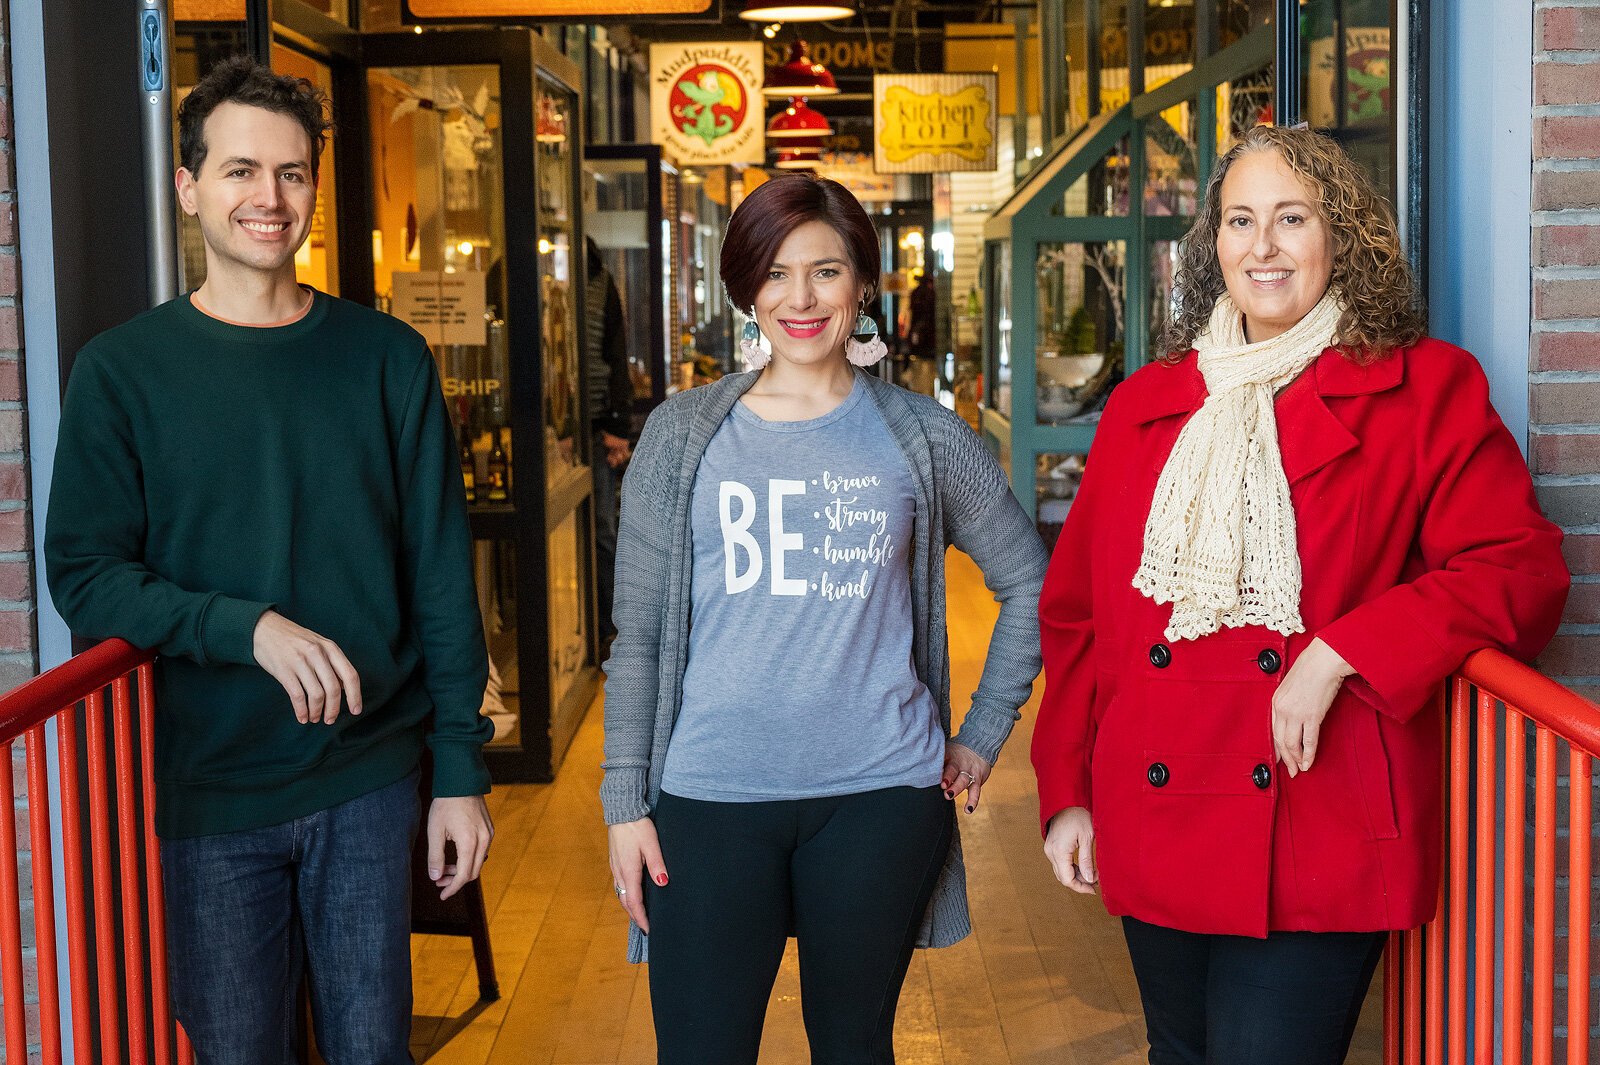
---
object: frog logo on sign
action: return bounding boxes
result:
[670,65,748,147]
[873,74,998,173]
[651,43,765,166]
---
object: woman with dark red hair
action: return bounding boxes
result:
[600,174,1048,1063]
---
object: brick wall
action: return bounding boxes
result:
[1531,4,1600,1058]
[0,0,28,697]
[0,0,42,1057]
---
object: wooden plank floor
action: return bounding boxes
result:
[408,550,1385,1064]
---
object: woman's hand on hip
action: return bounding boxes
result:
[942,742,992,814]
[1044,807,1097,894]
[607,818,667,933]
[1271,637,1356,777]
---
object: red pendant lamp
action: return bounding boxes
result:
[767,97,833,140]
[773,146,823,170]
[739,0,854,21]
[762,39,838,98]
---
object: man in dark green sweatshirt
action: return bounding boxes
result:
[44,56,493,1060]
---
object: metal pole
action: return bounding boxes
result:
[1015,6,1031,178]
[1275,0,1301,126]
[1040,0,1066,148]
[139,0,178,305]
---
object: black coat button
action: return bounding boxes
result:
[1257,649,1282,674]
[1149,643,1172,669]
[1253,763,1272,789]
[1148,762,1170,788]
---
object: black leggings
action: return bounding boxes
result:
[645,786,954,1065]
[1122,917,1387,1065]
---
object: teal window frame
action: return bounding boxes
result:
[981,23,1274,519]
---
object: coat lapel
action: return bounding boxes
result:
[1124,348,1405,486]
[1277,348,1405,485]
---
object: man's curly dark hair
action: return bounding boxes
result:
[177,55,333,181]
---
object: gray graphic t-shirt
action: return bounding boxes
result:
[662,379,945,801]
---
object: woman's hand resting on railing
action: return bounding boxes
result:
[1271,637,1356,778]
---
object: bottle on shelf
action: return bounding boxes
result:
[460,426,478,505]
[487,426,510,503]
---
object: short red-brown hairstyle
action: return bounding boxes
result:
[720,174,882,313]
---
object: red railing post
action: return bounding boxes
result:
[0,638,162,1063]
[26,725,64,1065]
[0,740,30,1063]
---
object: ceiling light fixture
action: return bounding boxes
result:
[767,97,833,139]
[762,39,838,98]
[773,147,823,170]
[740,0,853,22]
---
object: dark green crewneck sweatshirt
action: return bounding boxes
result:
[45,291,493,838]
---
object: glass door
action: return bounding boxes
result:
[583,144,673,422]
[360,29,597,782]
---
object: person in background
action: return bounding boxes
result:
[45,56,494,1061]
[585,236,636,641]
[907,270,937,362]
[602,174,1048,1064]
[1032,125,1569,1065]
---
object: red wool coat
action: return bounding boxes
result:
[1032,338,1570,937]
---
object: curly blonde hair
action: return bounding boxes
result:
[1160,125,1424,363]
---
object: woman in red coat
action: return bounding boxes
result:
[1032,126,1569,1064]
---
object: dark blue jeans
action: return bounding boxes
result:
[1122,916,1386,1065]
[160,771,421,1065]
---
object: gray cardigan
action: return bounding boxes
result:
[600,369,1049,962]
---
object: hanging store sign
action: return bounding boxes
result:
[651,43,765,167]
[873,73,998,174]
[404,0,711,18]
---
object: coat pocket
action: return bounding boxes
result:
[1344,694,1400,840]
[1132,749,1275,935]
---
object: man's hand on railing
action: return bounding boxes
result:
[1271,637,1356,778]
[252,610,364,724]
[428,795,494,901]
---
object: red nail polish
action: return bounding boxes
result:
[656,873,668,886]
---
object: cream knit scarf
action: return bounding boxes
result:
[1132,290,1343,641]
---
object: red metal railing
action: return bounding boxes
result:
[1386,648,1600,1065]
[0,638,192,1065]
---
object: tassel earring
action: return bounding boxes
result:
[845,311,887,367]
[739,316,770,370]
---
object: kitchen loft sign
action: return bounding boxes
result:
[651,43,765,167]
[873,73,998,173]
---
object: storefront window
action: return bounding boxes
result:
[1149,238,1183,358]
[1065,1,1091,134]
[1218,60,1276,146]
[1145,100,1199,216]
[1099,0,1132,108]
[1220,0,1275,46]
[1146,0,1197,75]
[1036,452,1089,549]
[1035,240,1124,426]
[1055,135,1131,217]
[1301,0,1398,203]
[988,244,1013,419]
